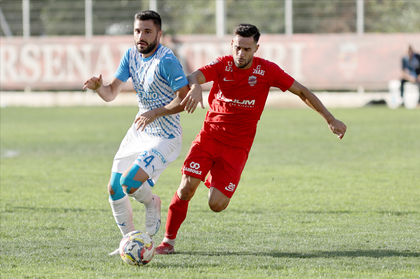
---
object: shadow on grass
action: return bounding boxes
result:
[176,250,420,258]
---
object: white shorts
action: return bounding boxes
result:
[111,123,182,187]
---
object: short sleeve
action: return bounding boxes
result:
[114,49,131,82]
[159,54,188,92]
[268,61,295,92]
[198,57,224,82]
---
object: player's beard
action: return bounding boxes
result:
[136,34,159,55]
[234,57,252,69]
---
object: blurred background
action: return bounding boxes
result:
[1,0,420,107]
[2,0,420,36]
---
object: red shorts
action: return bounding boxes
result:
[182,131,249,198]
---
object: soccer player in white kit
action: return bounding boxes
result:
[83,10,200,255]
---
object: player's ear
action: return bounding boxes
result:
[254,44,259,53]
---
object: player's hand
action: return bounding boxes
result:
[181,84,205,113]
[83,74,103,91]
[328,118,347,139]
[135,110,156,131]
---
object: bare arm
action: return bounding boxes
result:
[180,70,207,113]
[83,75,126,102]
[288,80,347,139]
[135,85,190,131]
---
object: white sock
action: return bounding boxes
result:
[109,195,135,236]
[128,183,153,206]
[162,237,176,246]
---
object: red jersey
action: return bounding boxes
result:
[198,55,295,151]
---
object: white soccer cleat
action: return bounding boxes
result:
[108,248,120,256]
[145,194,161,236]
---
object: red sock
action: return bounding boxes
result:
[165,192,189,240]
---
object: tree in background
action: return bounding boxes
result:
[365,0,420,33]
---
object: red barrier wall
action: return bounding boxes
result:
[1,34,419,91]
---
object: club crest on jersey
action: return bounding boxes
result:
[248,75,257,87]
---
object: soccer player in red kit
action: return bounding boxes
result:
[156,23,347,254]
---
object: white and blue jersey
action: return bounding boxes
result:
[114,44,188,139]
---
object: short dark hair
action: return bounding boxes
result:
[233,24,260,43]
[134,10,162,31]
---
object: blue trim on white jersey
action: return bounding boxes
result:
[114,44,188,138]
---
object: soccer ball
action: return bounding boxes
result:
[119,230,155,266]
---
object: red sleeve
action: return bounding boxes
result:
[267,61,295,92]
[198,56,225,82]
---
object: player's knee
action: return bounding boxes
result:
[120,164,143,194]
[107,183,114,195]
[208,199,229,212]
[109,172,126,200]
[178,186,196,200]
[120,175,143,194]
[208,187,230,212]
[177,175,200,200]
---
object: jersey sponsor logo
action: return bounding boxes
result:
[253,65,265,76]
[225,183,236,192]
[183,161,202,175]
[216,91,256,107]
[151,148,167,164]
[139,91,159,100]
[189,162,200,169]
[248,75,257,87]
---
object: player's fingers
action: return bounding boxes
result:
[134,117,142,126]
[188,100,197,113]
[83,81,94,90]
[136,121,144,131]
[183,97,191,109]
[180,96,188,106]
[335,128,345,139]
[140,120,149,131]
[187,103,197,114]
[184,98,195,113]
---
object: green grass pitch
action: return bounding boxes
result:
[1,105,419,278]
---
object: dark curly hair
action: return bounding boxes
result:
[233,24,260,43]
[134,10,161,31]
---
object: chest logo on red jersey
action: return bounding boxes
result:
[225,61,233,72]
[253,65,265,76]
[248,75,257,87]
